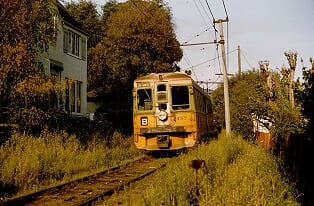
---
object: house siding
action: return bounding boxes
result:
[40,2,88,116]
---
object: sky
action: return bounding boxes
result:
[166,0,314,89]
[73,0,314,90]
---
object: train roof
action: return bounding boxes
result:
[134,72,211,97]
[134,72,192,82]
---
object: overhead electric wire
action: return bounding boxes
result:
[221,0,230,72]
[221,0,229,18]
[197,0,213,23]
[198,0,221,81]
[178,0,232,91]
[193,0,211,29]
[204,0,216,23]
[181,28,212,45]
[240,50,255,69]
[204,1,217,33]
[185,48,237,71]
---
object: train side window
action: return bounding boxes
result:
[137,89,152,110]
[171,86,189,110]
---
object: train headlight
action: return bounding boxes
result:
[158,110,168,121]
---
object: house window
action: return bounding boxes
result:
[70,81,75,112]
[63,29,86,60]
[65,79,82,114]
[71,32,80,56]
[76,81,81,113]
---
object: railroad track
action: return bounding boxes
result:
[0,156,166,206]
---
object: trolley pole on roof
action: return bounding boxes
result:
[214,18,231,136]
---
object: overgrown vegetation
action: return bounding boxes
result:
[0,130,143,199]
[136,132,299,206]
[295,61,314,137]
[212,70,303,143]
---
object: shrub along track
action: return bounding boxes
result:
[0,156,166,206]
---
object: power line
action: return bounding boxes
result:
[193,0,211,29]
[240,50,255,69]
[181,28,213,45]
[221,0,229,18]
[184,49,237,70]
[204,0,216,22]
[204,0,218,37]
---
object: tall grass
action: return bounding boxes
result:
[140,132,299,206]
[0,130,143,198]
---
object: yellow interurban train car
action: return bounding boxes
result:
[133,72,214,151]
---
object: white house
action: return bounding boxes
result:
[39,1,88,117]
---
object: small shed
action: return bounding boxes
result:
[252,115,273,151]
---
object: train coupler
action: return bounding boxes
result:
[156,135,170,148]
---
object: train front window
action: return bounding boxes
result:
[172,86,189,110]
[137,89,152,111]
[157,84,167,103]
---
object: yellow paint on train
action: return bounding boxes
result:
[133,72,214,151]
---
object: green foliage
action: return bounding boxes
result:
[267,75,304,140]
[66,0,183,134]
[140,132,299,205]
[103,0,182,84]
[295,66,314,135]
[89,0,182,95]
[0,0,62,134]
[7,75,67,133]
[71,0,182,134]
[212,71,269,139]
[65,0,102,48]
[0,0,56,107]
[212,71,303,142]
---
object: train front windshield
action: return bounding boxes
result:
[137,89,152,111]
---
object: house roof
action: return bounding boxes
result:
[56,0,88,35]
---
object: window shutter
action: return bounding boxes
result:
[63,29,69,53]
[81,37,86,60]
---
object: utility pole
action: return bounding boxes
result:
[214,18,231,136]
[238,45,241,75]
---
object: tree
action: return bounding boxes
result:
[296,58,314,137]
[0,0,56,108]
[86,0,183,133]
[8,75,67,133]
[212,71,269,140]
[0,0,65,133]
[90,0,182,98]
[65,0,102,48]
[64,0,118,95]
[212,70,303,141]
